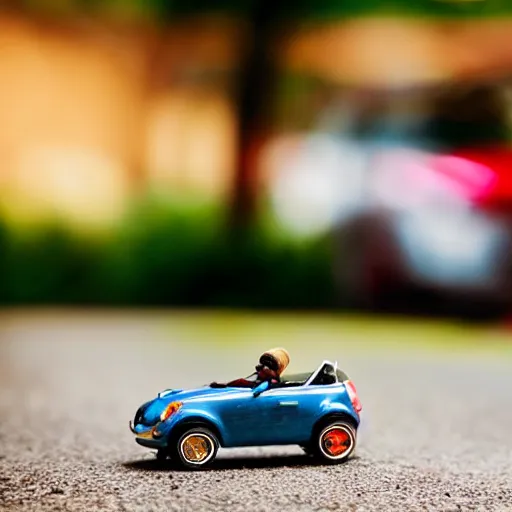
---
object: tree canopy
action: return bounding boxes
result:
[18,0,512,22]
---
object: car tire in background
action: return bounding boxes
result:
[171,426,219,470]
[312,421,357,464]
[334,213,405,313]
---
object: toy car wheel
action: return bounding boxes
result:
[172,427,219,470]
[314,421,356,464]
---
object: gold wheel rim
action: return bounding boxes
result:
[181,434,212,463]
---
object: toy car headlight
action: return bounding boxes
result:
[160,401,183,422]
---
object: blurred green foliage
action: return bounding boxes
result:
[18,0,512,22]
[293,0,512,20]
[0,199,336,309]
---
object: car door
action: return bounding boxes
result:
[217,387,278,447]
[256,387,304,444]
[261,382,343,444]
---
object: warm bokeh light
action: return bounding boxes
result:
[0,3,512,315]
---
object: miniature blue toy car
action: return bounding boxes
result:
[129,356,362,470]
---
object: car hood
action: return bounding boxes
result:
[137,386,247,426]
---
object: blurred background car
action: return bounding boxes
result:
[332,81,512,318]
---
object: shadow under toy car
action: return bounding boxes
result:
[129,360,362,470]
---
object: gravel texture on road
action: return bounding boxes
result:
[1,312,512,511]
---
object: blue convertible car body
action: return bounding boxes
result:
[130,360,362,469]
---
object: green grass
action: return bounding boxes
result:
[157,310,512,361]
[2,309,510,376]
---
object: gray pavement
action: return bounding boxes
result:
[1,311,512,511]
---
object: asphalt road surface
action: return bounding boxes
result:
[1,311,512,511]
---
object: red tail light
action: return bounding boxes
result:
[345,380,362,414]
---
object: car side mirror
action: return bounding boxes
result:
[252,380,269,397]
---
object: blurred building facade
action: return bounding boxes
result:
[0,12,238,228]
[2,10,512,229]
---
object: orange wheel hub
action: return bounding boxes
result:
[322,428,351,457]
